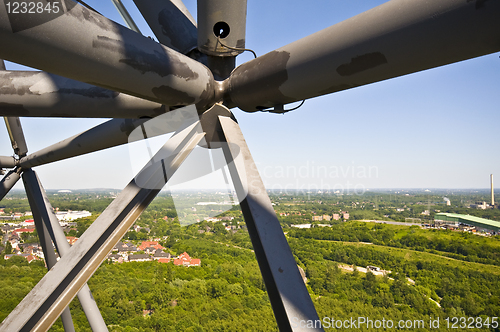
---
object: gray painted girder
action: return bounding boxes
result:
[133,0,198,55]
[0,121,205,332]
[0,71,167,118]
[217,113,322,332]
[0,168,21,200]
[0,156,16,168]
[4,117,28,156]
[23,171,77,332]
[22,169,109,332]
[0,3,215,108]
[226,0,500,112]
[17,113,189,169]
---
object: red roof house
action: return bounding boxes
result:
[138,241,164,251]
[173,252,201,267]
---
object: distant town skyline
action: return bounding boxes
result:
[2,0,499,190]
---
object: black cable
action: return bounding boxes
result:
[217,36,257,59]
[285,100,305,112]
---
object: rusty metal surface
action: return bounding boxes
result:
[0,71,168,118]
[0,2,215,109]
[226,0,500,112]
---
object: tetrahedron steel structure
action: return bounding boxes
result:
[0,0,499,331]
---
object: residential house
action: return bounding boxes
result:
[157,258,170,263]
[12,228,35,237]
[153,249,171,261]
[144,246,157,254]
[128,254,152,262]
[108,254,123,263]
[173,252,201,267]
[20,219,35,227]
[138,241,164,251]
[4,253,39,263]
[113,241,138,258]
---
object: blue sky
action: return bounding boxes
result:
[2,0,499,190]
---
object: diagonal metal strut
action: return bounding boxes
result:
[23,169,109,332]
[0,119,205,332]
[24,173,77,332]
[210,107,323,332]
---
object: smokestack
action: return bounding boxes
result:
[491,174,495,207]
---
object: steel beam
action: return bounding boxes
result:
[226,0,500,112]
[197,0,247,80]
[0,71,167,118]
[24,174,76,332]
[110,0,141,33]
[4,117,28,157]
[22,169,108,332]
[0,168,21,200]
[133,0,198,55]
[0,3,215,108]
[18,105,199,169]
[19,118,148,169]
[0,120,205,332]
[215,110,322,331]
[0,156,16,168]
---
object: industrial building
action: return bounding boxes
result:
[434,213,500,234]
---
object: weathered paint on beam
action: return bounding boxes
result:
[0,3,215,109]
[4,116,28,157]
[0,71,168,118]
[18,118,149,169]
[226,0,500,112]
[133,0,198,55]
[197,0,247,57]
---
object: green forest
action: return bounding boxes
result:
[1,191,500,331]
[2,220,500,331]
